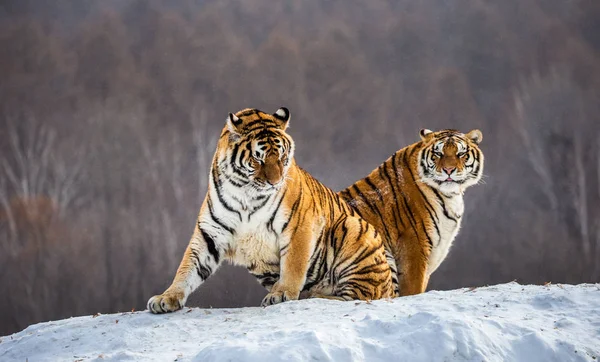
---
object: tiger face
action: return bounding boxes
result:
[223,107,294,192]
[418,129,484,196]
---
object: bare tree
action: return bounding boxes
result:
[191,103,217,202]
[514,69,600,275]
[0,113,85,250]
[0,112,90,331]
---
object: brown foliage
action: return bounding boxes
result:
[1,196,61,243]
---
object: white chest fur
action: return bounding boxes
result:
[427,194,464,275]
[231,224,280,268]
[227,204,283,270]
[208,173,286,271]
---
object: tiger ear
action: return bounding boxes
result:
[419,128,433,140]
[273,107,290,130]
[227,112,242,134]
[466,129,483,145]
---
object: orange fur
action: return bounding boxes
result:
[147,108,394,313]
[339,129,484,296]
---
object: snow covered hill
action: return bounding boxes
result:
[1,282,599,362]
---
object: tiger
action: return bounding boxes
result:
[147,107,394,313]
[339,128,484,297]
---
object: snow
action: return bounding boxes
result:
[1,282,599,362]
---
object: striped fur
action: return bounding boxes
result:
[147,108,394,313]
[339,129,484,296]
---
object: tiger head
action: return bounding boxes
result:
[220,107,294,192]
[417,129,484,196]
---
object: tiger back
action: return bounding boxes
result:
[339,129,484,296]
[147,107,394,313]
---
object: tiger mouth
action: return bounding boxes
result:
[252,181,284,191]
[435,178,464,185]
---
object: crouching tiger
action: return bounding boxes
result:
[147,107,394,313]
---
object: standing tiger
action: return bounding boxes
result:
[339,128,484,296]
[147,107,394,313]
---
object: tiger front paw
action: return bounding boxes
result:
[261,289,299,307]
[147,291,184,314]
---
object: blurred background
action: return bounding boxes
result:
[1,0,599,336]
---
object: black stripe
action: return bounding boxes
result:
[341,280,373,298]
[230,142,242,169]
[376,163,398,227]
[279,241,290,256]
[245,123,277,133]
[244,119,268,129]
[253,272,280,279]
[200,229,220,264]
[396,177,419,240]
[337,219,350,250]
[337,246,382,281]
[211,166,242,221]
[282,189,303,232]
[350,184,383,221]
[432,189,457,222]
[403,149,441,237]
[362,176,394,243]
[248,195,271,219]
[381,154,406,232]
[190,249,202,271]
[197,264,212,280]
[306,245,325,283]
[206,198,234,234]
[357,218,365,240]
[227,176,247,187]
[230,163,251,179]
[267,188,287,232]
[253,128,279,140]
[420,219,433,250]
[391,150,420,236]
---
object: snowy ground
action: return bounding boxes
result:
[1,282,599,362]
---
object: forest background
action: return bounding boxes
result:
[1,0,599,336]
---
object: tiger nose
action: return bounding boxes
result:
[443,166,456,175]
[265,175,282,186]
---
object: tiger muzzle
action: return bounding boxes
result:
[259,154,283,186]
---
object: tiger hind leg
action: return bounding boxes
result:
[305,280,353,301]
[328,216,395,301]
[307,293,348,301]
